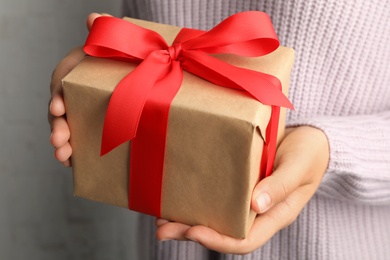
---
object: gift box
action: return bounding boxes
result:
[63,13,294,238]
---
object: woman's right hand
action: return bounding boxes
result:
[48,13,104,166]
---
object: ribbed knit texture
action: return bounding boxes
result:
[123,0,390,259]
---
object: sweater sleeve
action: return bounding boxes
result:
[287,111,390,205]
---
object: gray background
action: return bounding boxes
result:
[0,1,142,259]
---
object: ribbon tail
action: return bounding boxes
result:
[264,106,280,177]
[129,61,183,216]
[101,51,170,155]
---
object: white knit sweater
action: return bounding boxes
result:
[123,0,390,259]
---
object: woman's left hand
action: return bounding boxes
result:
[155,126,329,255]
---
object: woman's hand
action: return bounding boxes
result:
[48,46,83,166]
[155,126,330,255]
[48,13,106,166]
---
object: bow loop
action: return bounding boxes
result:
[85,16,168,61]
[180,11,279,56]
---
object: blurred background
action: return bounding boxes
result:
[0,1,141,259]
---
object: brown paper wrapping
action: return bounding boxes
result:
[63,17,294,238]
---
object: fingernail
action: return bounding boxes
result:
[256,192,271,213]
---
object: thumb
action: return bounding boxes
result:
[86,13,113,31]
[251,126,329,214]
[251,165,301,214]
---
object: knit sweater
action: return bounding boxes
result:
[122,0,390,259]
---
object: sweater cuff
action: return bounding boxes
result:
[286,111,390,204]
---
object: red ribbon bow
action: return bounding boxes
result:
[84,11,293,216]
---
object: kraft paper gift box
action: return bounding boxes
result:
[63,15,294,239]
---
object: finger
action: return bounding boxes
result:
[270,183,316,229]
[50,116,70,148]
[86,13,102,30]
[54,142,72,163]
[61,158,72,167]
[155,218,170,227]
[155,221,191,241]
[49,94,66,117]
[184,225,249,255]
[251,164,303,214]
[86,13,113,31]
[252,127,328,214]
[50,47,85,97]
[183,219,259,254]
[185,185,313,255]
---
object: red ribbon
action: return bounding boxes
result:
[84,11,293,217]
